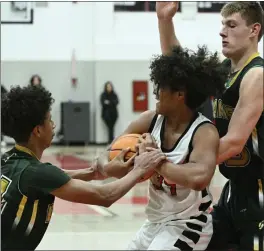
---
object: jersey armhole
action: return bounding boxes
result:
[148,114,158,133]
[187,121,215,160]
[17,164,32,197]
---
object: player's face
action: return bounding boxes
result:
[155,88,183,116]
[39,112,56,148]
[220,13,255,58]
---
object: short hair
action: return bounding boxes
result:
[1,85,54,143]
[221,1,264,41]
[149,46,228,110]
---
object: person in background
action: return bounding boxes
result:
[30,74,42,87]
[100,81,119,144]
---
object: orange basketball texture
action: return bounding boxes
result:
[108,133,154,182]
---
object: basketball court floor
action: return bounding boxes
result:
[2,145,228,250]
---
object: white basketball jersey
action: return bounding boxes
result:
[145,112,214,223]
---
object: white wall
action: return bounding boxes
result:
[3,2,262,61]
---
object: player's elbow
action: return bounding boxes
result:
[231,142,244,158]
[191,180,209,191]
[227,135,246,156]
[99,200,113,208]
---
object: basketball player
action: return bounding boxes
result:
[1,85,166,250]
[107,45,228,250]
[156,1,264,250]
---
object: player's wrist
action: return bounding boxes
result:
[129,167,146,179]
[158,18,174,23]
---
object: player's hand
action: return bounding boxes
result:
[133,148,166,174]
[156,1,179,20]
[137,133,158,154]
[103,148,136,179]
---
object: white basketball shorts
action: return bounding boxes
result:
[127,214,213,250]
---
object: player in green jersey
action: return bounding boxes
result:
[1,85,166,250]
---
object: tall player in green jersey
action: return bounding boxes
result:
[1,85,166,250]
[155,1,264,250]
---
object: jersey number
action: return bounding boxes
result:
[224,147,251,167]
[1,175,12,213]
[151,174,177,196]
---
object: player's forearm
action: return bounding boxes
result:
[217,136,243,165]
[97,169,144,207]
[158,19,180,55]
[64,167,97,181]
[156,161,210,191]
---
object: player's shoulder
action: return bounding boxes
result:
[26,161,58,172]
[194,113,218,138]
[138,110,157,121]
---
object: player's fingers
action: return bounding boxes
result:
[138,135,147,144]
[141,133,148,138]
[126,152,137,165]
[146,147,158,152]
[117,147,130,159]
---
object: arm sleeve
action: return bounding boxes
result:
[19,162,71,195]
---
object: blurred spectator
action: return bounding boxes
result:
[30,74,42,87]
[100,81,119,144]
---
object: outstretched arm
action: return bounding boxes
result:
[155,123,219,191]
[156,1,181,55]
[217,67,263,165]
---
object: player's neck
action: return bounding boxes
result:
[230,45,258,73]
[166,108,195,132]
[16,142,43,161]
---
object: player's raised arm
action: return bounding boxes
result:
[156,1,181,55]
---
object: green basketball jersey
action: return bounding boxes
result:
[1,145,71,250]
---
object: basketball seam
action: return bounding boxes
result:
[110,149,137,154]
[119,135,140,139]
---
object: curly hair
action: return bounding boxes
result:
[149,45,229,110]
[1,85,54,143]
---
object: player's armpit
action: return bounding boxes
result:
[156,123,219,191]
[217,67,263,164]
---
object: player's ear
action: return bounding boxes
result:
[32,125,41,138]
[177,91,185,101]
[250,23,261,39]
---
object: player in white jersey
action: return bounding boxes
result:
[105,46,229,250]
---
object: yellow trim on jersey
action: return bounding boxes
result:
[15,144,39,161]
[12,195,27,229]
[226,52,260,89]
[253,235,259,251]
[252,128,257,139]
[258,179,263,209]
[25,200,39,235]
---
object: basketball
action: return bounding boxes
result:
[109,133,141,161]
[109,133,154,182]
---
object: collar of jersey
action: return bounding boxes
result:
[15,144,40,161]
[225,52,260,89]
